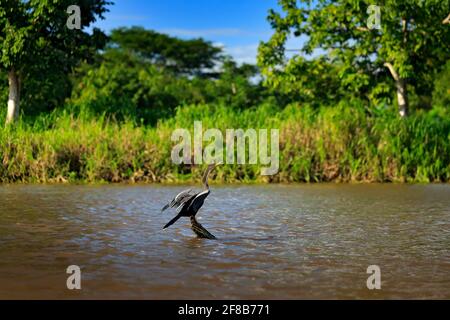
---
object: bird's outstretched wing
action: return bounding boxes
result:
[161,189,193,212]
[187,189,211,215]
[163,214,182,229]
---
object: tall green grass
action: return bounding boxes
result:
[1,101,449,183]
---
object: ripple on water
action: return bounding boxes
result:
[0,184,449,299]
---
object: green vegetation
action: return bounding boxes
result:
[0,1,449,184]
[259,0,450,116]
[1,102,449,183]
[0,0,110,122]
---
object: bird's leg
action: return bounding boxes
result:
[190,216,216,240]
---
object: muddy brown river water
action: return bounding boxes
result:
[0,184,449,299]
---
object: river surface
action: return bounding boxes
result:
[0,184,449,299]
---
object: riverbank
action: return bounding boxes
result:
[1,102,449,184]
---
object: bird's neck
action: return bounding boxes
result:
[202,170,211,190]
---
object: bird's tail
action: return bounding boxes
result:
[163,214,182,229]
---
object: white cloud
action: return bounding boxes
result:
[161,28,243,37]
[225,44,259,65]
[212,42,225,49]
[159,28,270,38]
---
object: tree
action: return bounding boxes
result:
[69,26,266,124]
[207,58,266,108]
[432,60,450,109]
[258,0,450,116]
[0,0,110,124]
[71,50,266,124]
[70,50,207,124]
[109,27,224,77]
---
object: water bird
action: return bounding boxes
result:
[161,163,219,239]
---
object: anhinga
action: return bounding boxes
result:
[161,163,218,239]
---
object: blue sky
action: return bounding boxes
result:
[93,0,281,64]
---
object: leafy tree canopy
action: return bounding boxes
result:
[258,0,450,114]
[0,0,111,121]
[109,27,224,77]
[0,0,110,71]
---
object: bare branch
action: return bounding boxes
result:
[384,62,399,81]
[402,18,408,44]
[356,26,370,32]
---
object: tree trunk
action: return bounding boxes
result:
[6,69,20,124]
[395,78,408,117]
[384,62,408,117]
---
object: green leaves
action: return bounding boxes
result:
[0,0,111,118]
[109,27,224,77]
[70,46,265,125]
[258,0,450,110]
